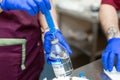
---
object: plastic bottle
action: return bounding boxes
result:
[48,38,73,77]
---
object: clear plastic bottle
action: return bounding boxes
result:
[48,39,73,77]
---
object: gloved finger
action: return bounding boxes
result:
[108,52,115,72]
[34,0,47,14]
[116,54,120,72]
[20,4,35,16]
[45,53,56,64]
[44,40,51,54]
[44,31,55,40]
[59,40,72,54]
[54,30,72,54]
[45,53,50,59]
[102,51,109,70]
[24,8,35,16]
[47,58,52,64]
[43,0,51,10]
[27,0,39,15]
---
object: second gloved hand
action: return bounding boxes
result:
[44,30,72,59]
[102,38,120,72]
[1,0,51,15]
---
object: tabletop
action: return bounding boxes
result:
[41,59,111,80]
[72,59,111,80]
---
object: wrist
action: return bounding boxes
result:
[107,34,120,40]
[42,27,49,34]
[42,27,60,35]
[106,26,120,40]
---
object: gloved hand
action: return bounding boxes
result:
[102,38,120,72]
[44,30,72,60]
[1,0,51,15]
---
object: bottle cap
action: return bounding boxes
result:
[79,72,85,77]
[51,39,58,44]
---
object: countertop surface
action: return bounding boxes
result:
[72,59,111,80]
[41,59,111,80]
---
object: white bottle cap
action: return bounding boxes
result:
[51,39,59,44]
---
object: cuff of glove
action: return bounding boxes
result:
[108,38,120,43]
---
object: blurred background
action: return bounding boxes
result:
[40,0,108,79]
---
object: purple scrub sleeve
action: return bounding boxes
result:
[101,0,120,10]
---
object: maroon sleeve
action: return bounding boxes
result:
[101,0,120,10]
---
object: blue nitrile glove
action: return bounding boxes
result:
[0,0,51,15]
[35,0,51,14]
[102,38,120,72]
[44,30,72,60]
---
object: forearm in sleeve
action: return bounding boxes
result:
[99,4,120,40]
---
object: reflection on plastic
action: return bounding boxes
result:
[100,72,111,80]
